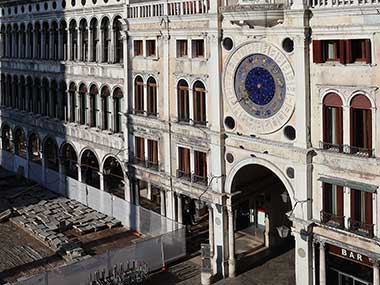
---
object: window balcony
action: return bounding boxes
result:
[192,174,208,186]
[348,218,374,238]
[320,210,345,229]
[319,141,374,158]
[176,169,191,182]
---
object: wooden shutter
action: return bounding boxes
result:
[313,40,323,63]
[364,109,372,150]
[338,40,345,64]
[336,107,343,145]
[365,192,373,224]
[365,39,371,64]
[337,186,343,216]
[345,40,352,64]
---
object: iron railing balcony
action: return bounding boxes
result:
[348,218,374,238]
[176,169,191,181]
[319,141,374,158]
[320,210,345,229]
[192,174,208,186]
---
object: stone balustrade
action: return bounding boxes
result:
[309,0,380,8]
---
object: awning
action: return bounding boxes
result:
[318,176,378,193]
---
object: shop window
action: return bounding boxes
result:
[321,182,344,229]
[177,40,188,58]
[193,151,207,186]
[177,147,190,180]
[349,189,373,237]
[147,139,158,170]
[322,93,343,152]
[135,136,145,165]
[134,40,143,56]
[146,40,156,57]
[192,39,204,58]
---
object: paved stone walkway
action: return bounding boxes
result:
[146,248,295,285]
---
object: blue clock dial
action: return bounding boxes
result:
[234,54,286,119]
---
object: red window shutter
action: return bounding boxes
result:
[337,186,344,217]
[313,40,323,63]
[340,40,346,64]
[345,40,352,64]
[365,192,373,224]
[365,39,371,64]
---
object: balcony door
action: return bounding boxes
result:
[323,183,344,227]
[323,93,343,148]
[350,95,372,155]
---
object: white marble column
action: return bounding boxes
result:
[99,172,104,191]
[228,208,235,278]
[67,29,72,60]
[373,261,380,285]
[319,242,326,285]
[110,28,115,63]
[147,182,152,200]
[134,182,140,206]
[78,28,83,61]
[209,205,214,257]
[177,194,183,224]
[160,190,166,216]
[77,164,82,182]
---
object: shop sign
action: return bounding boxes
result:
[328,244,372,267]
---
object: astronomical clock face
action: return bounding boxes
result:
[234,54,286,119]
[224,41,295,134]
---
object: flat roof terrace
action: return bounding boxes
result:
[0,168,139,285]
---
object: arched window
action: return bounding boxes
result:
[81,149,100,188]
[14,128,27,158]
[193,81,206,125]
[51,21,59,60]
[42,78,50,116]
[51,80,58,119]
[27,24,34,59]
[147,77,157,116]
[6,25,12,58]
[322,93,343,152]
[62,143,78,179]
[13,76,19,109]
[14,25,19,58]
[35,23,41,59]
[60,21,67,61]
[350,95,372,157]
[113,16,123,63]
[69,20,78,61]
[89,85,98,127]
[1,124,12,152]
[42,22,50,59]
[29,133,41,163]
[0,25,5,58]
[69,82,76,122]
[79,83,87,125]
[34,78,42,114]
[134,76,144,114]
[20,24,26,58]
[44,138,59,171]
[0,74,5,106]
[101,86,110,130]
[60,81,67,121]
[113,87,123,133]
[89,18,98,62]
[20,76,26,111]
[27,77,33,112]
[79,19,88,61]
[6,75,12,107]
[177,80,189,122]
[103,156,124,198]
[101,17,110,63]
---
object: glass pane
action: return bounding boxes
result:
[341,275,354,285]
[328,42,336,59]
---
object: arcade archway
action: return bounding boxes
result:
[229,163,294,275]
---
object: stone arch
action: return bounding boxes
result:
[61,142,78,179]
[80,148,100,189]
[102,155,125,198]
[14,127,27,158]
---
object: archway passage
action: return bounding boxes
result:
[81,149,100,189]
[103,156,125,199]
[230,164,294,275]
[62,143,78,180]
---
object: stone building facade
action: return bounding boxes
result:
[1,0,380,284]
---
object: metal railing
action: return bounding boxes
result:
[348,218,374,238]
[176,169,191,181]
[320,210,345,229]
[319,141,374,158]
[192,174,208,186]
